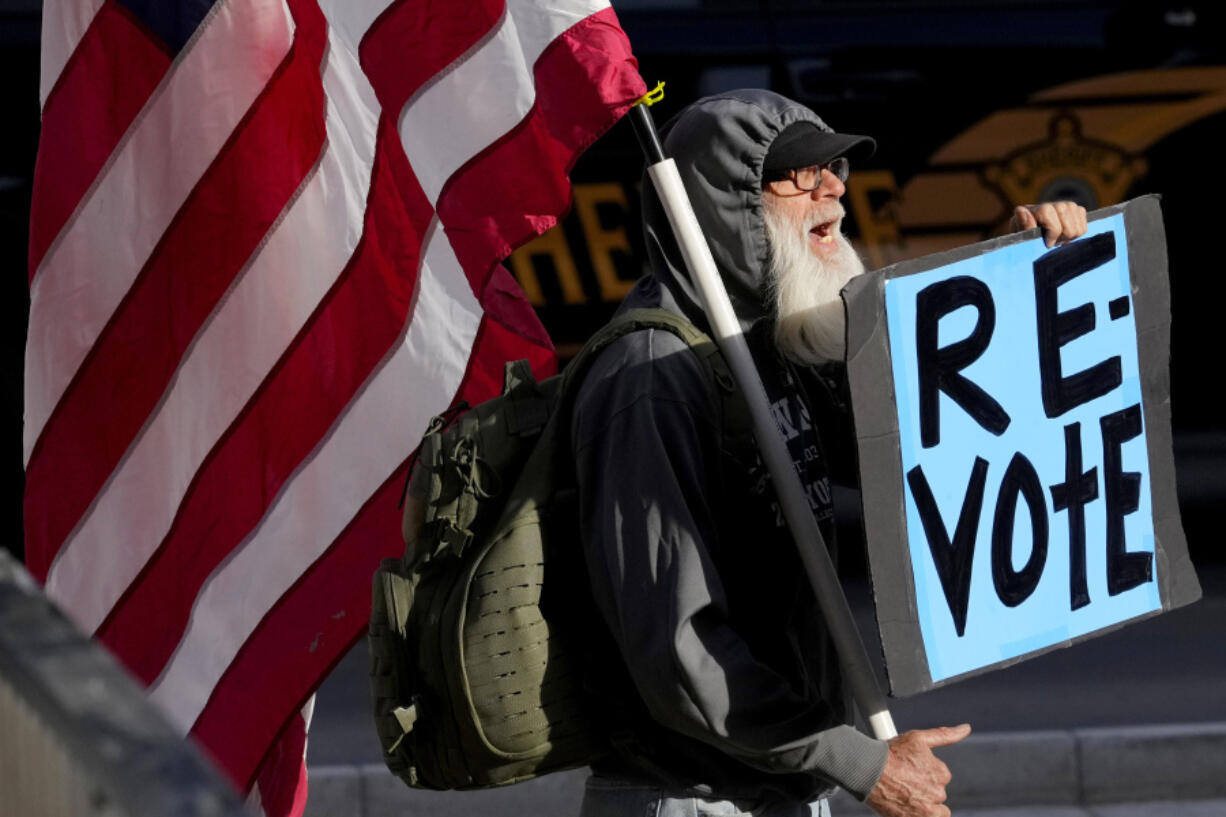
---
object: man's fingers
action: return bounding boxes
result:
[938,760,952,786]
[1013,205,1037,231]
[1018,201,1089,246]
[1032,203,1063,247]
[1056,201,1085,242]
[1068,201,1088,236]
[917,723,972,747]
[1057,205,1077,240]
[1023,203,1060,247]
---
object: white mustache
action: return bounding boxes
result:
[802,202,846,232]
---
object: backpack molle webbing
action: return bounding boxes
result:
[368,309,747,790]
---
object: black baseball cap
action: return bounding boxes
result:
[763,121,876,172]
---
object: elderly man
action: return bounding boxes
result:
[570,89,1085,817]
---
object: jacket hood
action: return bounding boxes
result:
[640,89,856,332]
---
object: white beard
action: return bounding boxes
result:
[763,197,866,366]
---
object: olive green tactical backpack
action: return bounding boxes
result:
[368,308,749,790]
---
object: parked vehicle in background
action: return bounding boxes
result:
[505,0,1225,564]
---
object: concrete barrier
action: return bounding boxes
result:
[0,551,247,817]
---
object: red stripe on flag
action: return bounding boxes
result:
[436,7,644,289]
[29,2,171,280]
[23,0,327,582]
[95,117,435,681]
[358,0,504,118]
[454,307,557,412]
[482,263,556,355]
[189,313,552,788]
[254,714,310,817]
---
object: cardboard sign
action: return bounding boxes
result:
[844,196,1201,696]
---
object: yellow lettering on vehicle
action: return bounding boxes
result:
[574,183,635,302]
[509,225,586,306]
[844,169,903,270]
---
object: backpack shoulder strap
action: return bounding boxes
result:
[566,306,735,390]
[560,308,754,464]
[561,308,717,391]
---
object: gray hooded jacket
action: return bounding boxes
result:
[571,90,889,802]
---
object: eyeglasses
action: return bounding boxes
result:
[764,157,850,192]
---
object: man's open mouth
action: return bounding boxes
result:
[810,220,837,245]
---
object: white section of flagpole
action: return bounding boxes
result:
[645,156,898,741]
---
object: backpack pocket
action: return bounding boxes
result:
[369,559,424,785]
[452,503,604,786]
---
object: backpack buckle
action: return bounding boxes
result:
[426,519,472,559]
[393,700,420,735]
[386,697,421,756]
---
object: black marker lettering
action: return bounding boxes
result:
[1108,296,1131,321]
[907,457,990,637]
[1100,404,1153,595]
[991,453,1048,607]
[916,277,1010,448]
[1049,422,1097,610]
[1034,233,1122,418]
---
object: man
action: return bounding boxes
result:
[570,90,1085,817]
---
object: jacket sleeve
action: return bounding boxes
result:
[571,329,888,799]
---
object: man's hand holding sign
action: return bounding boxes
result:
[1009,202,1089,248]
[868,724,972,817]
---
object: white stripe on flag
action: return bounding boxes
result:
[317,0,394,60]
[25,0,295,466]
[301,695,315,732]
[398,0,609,205]
[38,0,105,107]
[246,777,264,816]
[44,28,381,633]
[147,220,480,730]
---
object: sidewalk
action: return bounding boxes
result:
[304,722,1226,817]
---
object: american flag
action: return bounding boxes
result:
[24,1,644,813]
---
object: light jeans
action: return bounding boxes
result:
[578,775,833,817]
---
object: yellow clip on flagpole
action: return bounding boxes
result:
[633,81,665,108]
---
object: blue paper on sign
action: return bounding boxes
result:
[882,214,1160,683]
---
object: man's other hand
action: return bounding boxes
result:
[1010,202,1088,248]
[865,723,972,817]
